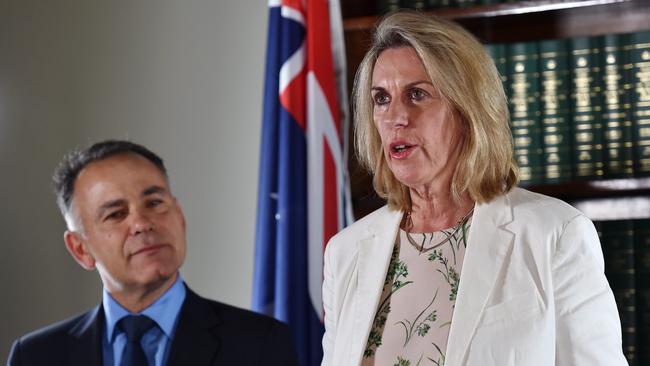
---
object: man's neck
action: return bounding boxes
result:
[107,273,178,313]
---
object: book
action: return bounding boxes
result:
[400,0,425,10]
[599,220,636,365]
[539,39,572,183]
[628,31,650,177]
[378,0,401,13]
[452,0,476,7]
[569,36,604,180]
[507,41,544,185]
[485,43,507,87]
[425,0,451,8]
[634,219,650,365]
[601,33,635,178]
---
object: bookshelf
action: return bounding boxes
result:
[342,0,650,220]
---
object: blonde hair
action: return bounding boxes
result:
[354,11,518,210]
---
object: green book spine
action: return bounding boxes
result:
[485,43,508,88]
[507,42,544,185]
[425,0,451,9]
[634,219,650,365]
[602,34,635,178]
[570,36,604,180]
[378,0,401,13]
[452,0,476,7]
[400,0,425,10]
[599,220,637,365]
[539,39,572,183]
[628,31,650,177]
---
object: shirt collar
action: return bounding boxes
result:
[103,274,186,341]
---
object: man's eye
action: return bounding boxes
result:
[147,199,164,208]
[106,210,126,220]
[373,92,390,105]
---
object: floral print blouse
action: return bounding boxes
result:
[362,213,472,366]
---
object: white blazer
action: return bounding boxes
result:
[322,188,627,366]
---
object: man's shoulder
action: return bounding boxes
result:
[193,293,288,333]
[8,307,100,365]
[14,307,98,345]
[182,290,299,365]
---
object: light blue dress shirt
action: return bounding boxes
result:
[102,275,186,366]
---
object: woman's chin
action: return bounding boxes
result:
[393,173,429,190]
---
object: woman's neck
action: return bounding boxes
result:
[405,185,474,233]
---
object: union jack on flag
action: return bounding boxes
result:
[252,0,353,364]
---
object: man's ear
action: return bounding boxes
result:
[64,231,96,271]
[174,198,187,231]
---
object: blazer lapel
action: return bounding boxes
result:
[445,193,515,366]
[167,288,222,366]
[350,207,403,365]
[68,305,104,366]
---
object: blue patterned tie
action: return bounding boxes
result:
[118,315,156,366]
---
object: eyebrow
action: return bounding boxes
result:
[371,80,434,92]
[143,185,166,196]
[96,185,167,220]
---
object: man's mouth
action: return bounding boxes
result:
[133,244,167,256]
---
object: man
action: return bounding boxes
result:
[8,140,299,366]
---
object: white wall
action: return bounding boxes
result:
[0,1,268,361]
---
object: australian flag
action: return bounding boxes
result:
[252,0,353,365]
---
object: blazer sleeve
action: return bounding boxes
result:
[321,240,337,366]
[553,214,628,365]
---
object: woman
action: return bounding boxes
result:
[321,11,626,366]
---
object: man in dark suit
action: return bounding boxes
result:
[8,140,299,366]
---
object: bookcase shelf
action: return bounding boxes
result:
[344,0,650,40]
[529,177,650,201]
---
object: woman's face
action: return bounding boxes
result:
[371,46,465,191]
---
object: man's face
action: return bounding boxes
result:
[66,153,187,295]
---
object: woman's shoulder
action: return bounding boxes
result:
[506,187,582,219]
[326,205,401,255]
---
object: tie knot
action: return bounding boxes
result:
[118,315,156,342]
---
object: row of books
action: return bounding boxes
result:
[485,31,650,185]
[596,218,650,365]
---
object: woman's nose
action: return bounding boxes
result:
[384,99,409,128]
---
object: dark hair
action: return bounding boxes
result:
[53,140,167,216]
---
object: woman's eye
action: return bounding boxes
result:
[409,88,427,100]
[373,92,390,105]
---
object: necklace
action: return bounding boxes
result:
[403,207,474,255]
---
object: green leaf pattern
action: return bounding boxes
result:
[362,216,472,365]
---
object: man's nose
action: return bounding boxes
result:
[131,211,155,235]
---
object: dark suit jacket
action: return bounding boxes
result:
[8,287,299,366]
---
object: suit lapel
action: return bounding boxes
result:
[445,192,515,366]
[68,305,104,366]
[350,207,403,365]
[167,288,222,366]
